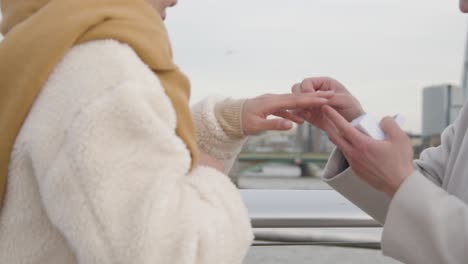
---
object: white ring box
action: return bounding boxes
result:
[351,113,406,140]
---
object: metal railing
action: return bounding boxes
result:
[240,190,382,249]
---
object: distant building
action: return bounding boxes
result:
[296,123,334,153]
[461,31,468,99]
[422,84,463,147]
[239,122,334,154]
[241,130,299,153]
[408,133,423,158]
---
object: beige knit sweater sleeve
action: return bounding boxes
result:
[214,98,246,139]
[192,97,247,174]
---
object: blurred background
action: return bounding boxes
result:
[165,1,468,262]
[164,0,467,193]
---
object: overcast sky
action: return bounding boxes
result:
[1,1,467,133]
[165,0,468,133]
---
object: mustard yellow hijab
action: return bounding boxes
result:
[0,0,199,208]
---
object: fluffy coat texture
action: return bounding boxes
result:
[0,39,253,263]
[0,0,200,206]
[323,104,468,263]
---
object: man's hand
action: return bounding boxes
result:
[322,105,414,197]
[291,77,364,130]
[242,92,331,136]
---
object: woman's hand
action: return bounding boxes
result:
[291,77,364,130]
[198,151,225,173]
[322,105,414,197]
[242,93,331,136]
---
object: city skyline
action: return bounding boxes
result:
[165,0,468,133]
[1,1,466,133]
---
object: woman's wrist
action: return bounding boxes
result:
[214,98,247,139]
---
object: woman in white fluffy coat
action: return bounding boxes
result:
[0,0,330,263]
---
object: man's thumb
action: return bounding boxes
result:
[380,116,404,141]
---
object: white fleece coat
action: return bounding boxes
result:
[0,39,253,264]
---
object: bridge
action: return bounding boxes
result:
[235,152,330,177]
[238,152,329,164]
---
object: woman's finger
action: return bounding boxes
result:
[262,93,330,113]
[257,118,294,132]
[326,93,360,110]
[327,93,351,108]
[273,110,305,124]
